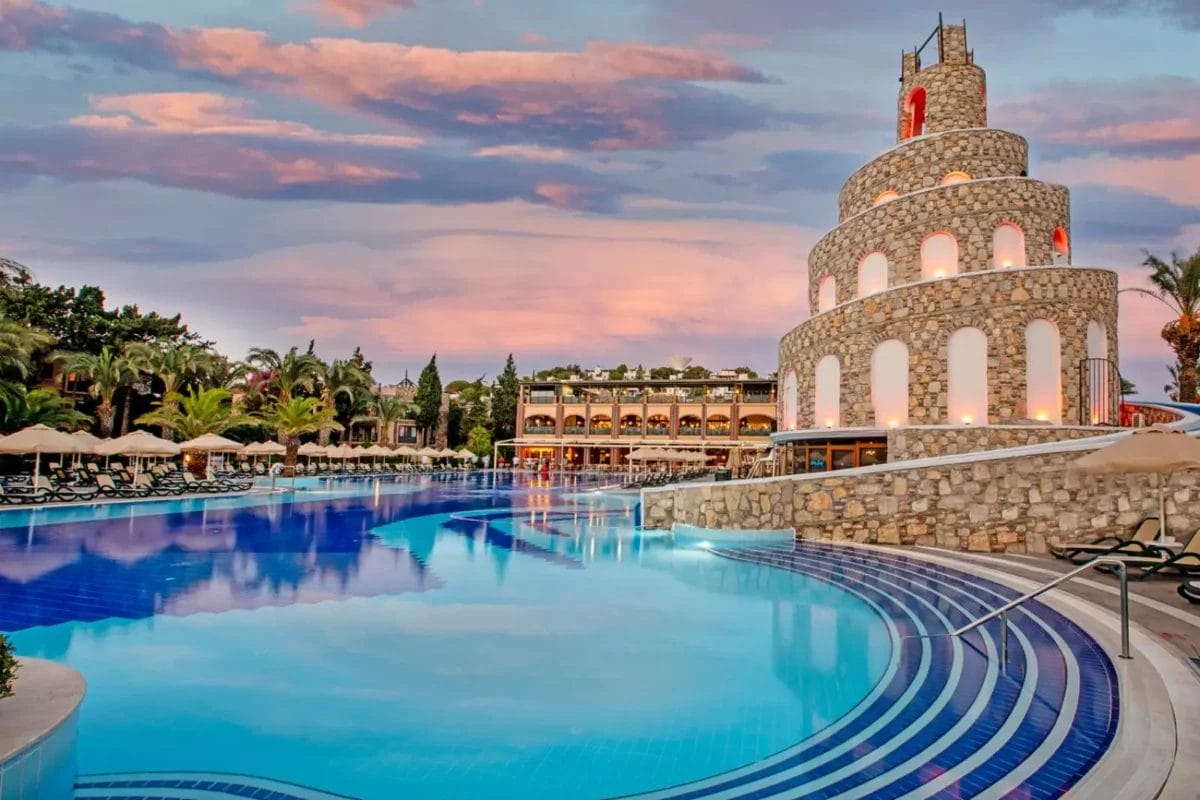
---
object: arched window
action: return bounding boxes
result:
[646,414,670,435]
[947,327,988,425]
[782,370,798,431]
[903,86,926,138]
[920,232,959,280]
[993,223,1026,268]
[941,171,971,185]
[1025,319,1062,424]
[857,252,888,297]
[589,415,612,434]
[871,340,909,427]
[1053,227,1070,264]
[814,355,840,427]
[563,415,586,434]
[873,190,899,206]
[817,274,837,313]
[1087,320,1109,424]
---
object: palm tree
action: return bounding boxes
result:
[1132,247,1200,403]
[136,387,256,441]
[124,343,214,436]
[352,395,411,446]
[260,396,341,476]
[247,347,323,403]
[1,387,90,432]
[54,346,138,436]
[318,359,371,445]
[0,316,53,409]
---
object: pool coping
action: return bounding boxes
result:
[0,489,257,513]
[0,658,85,765]
[831,541,1197,800]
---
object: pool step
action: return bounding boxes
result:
[75,772,354,800]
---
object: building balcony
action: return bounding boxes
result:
[619,428,642,436]
[526,397,557,404]
[741,393,775,404]
[523,426,556,435]
[564,426,586,435]
[678,427,702,436]
[739,427,774,437]
[706,425,730,436]
[645,426,670,436]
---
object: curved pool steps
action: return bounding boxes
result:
[74,772,355,800]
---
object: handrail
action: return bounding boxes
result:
[910,556,1132,667]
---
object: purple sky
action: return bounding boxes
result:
[0,0,1197,395]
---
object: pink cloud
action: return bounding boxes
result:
[303,0,415,27]
[473,144,567,162]
[1043,154,1200,206]
[70,92,423,148]
[0,1,771,150]
[522,32,550,45]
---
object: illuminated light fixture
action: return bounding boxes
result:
[1036,411,1049,422]
[825,418,834,428]
[1091,413,1100,425]
[934,270,946,278]
[889,419,899,428]
[697,540,713,550]
[1001,259,1013,268]
[961,415,973,425]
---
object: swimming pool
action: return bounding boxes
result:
[0,473,1118,799]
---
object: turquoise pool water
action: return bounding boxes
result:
[1,474,890,799]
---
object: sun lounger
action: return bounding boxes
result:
[34,476,100,503]
[1179,580,1200,604]
[93,473,152,498]
[1096,528,1200,580]
[1052,518,1160,563]
[0,483,50,504]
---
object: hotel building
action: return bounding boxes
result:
[500,375,778,468]
[772,20,1120,475]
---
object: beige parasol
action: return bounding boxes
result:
[0,424,83,480]
[1073,425,1200,540]
[456,448,476,460]
[94,430,181,457]
[416,446,441,458]
[326,444,358,460]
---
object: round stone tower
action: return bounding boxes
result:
[778,21,1119,438]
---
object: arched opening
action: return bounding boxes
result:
[993,223,1026,268]
[563,415,585,434]
[814,355,841,427]
[871,340,909,427]
[781,370,798,431]
[1025,319,1062,424]
[589,415,612,434]
[1053,227,1070,264]
[857,252,889,297]
[817,274,837,313]
[947,327,988,424]
[873,190,899,206]
[524,415,555,434]
[646,414,670,435]
[678,414,702,436]
[903,86,926,138]
[1087,320,1109,425]
[738,415,776,437]
[920,232,959,280]
[705,415,730,436]
[618,414,643,435]
[941,171,971,185]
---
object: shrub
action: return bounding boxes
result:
[0,633,16,698]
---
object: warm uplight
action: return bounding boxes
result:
[1091,413,1100,425]
[933,270,946,278]
[961,415,973,425]
[1001,259,1013,267]
[1036,411,1049,422]
[825,418,834,428]
[889,419,899,428]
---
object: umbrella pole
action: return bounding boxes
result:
[1159,472,1169,542]
[33,451,40,484]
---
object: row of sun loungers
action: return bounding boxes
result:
[0,463,251,505]
[621,469,708,490]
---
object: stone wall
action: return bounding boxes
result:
[886,425,1114,461]
[1122,402,1183,427]
[838,130,1028,220]
[782,267,1119,428]
[641,442,1200,554]
[897,27,986,140]
[810,178,1070,311]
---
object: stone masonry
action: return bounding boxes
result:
[886,425,1112,461]
[782,268,1118,428]
[642,445,1200,554]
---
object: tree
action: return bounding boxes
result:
[1120,377,1136,396]
[414,355,442,443]
[492,354,519,441]
[260,396,340,477]
[352,395,411,446]
[1,387,89,432]
[124,343,214,436]
[318,358,371,444]
[455,378,491,443]
[609,363,629,379]
[730,365,760,378]
[466,424,491,458]
[54,346,138,436]
[1132,247,1200,403]
[247,346,323,402]
[649,366,674,379]
[0,316,53,407]
[136,387,255,441]
[682,365,711,379]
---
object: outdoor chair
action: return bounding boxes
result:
[1051,517,1161,563]
[1179,580,1200,605]
[1096,528,1200,580]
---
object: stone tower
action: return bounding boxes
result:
[777,20,1119,433]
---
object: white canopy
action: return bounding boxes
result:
[297,442,325,456]
[95,430,182,457]
[416,446,441,458]
[326,444,358,459]
[70,430,104,453]
[179,434,244,452]
[0,424,82,455]
[243,441,286,456]
[438,447,458,458]
[395,446,419,458]
[364,444,392,457]
[456,448,476,460]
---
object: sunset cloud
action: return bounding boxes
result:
[304,0,415,27]
[0,0,772,150]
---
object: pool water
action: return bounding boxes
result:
[1,474,891,799]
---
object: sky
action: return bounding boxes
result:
[0,1,1197,394]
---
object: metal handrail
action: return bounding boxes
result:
[910,556,1132,667]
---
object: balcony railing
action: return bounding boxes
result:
[741,393,774,404]
[564,426,586,435]
[619,427,642,436]
[590,427,612,435]
[526,397,557,404]
[678,427,701,436]
[562,396,586,404]
[645,426,669,436]
[739,427,774,436]
[706,425,730,436]
[524,426,555,435]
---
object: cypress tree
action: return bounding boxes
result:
[492,354,519,441]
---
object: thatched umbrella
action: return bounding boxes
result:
[1074,425,1200,541]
